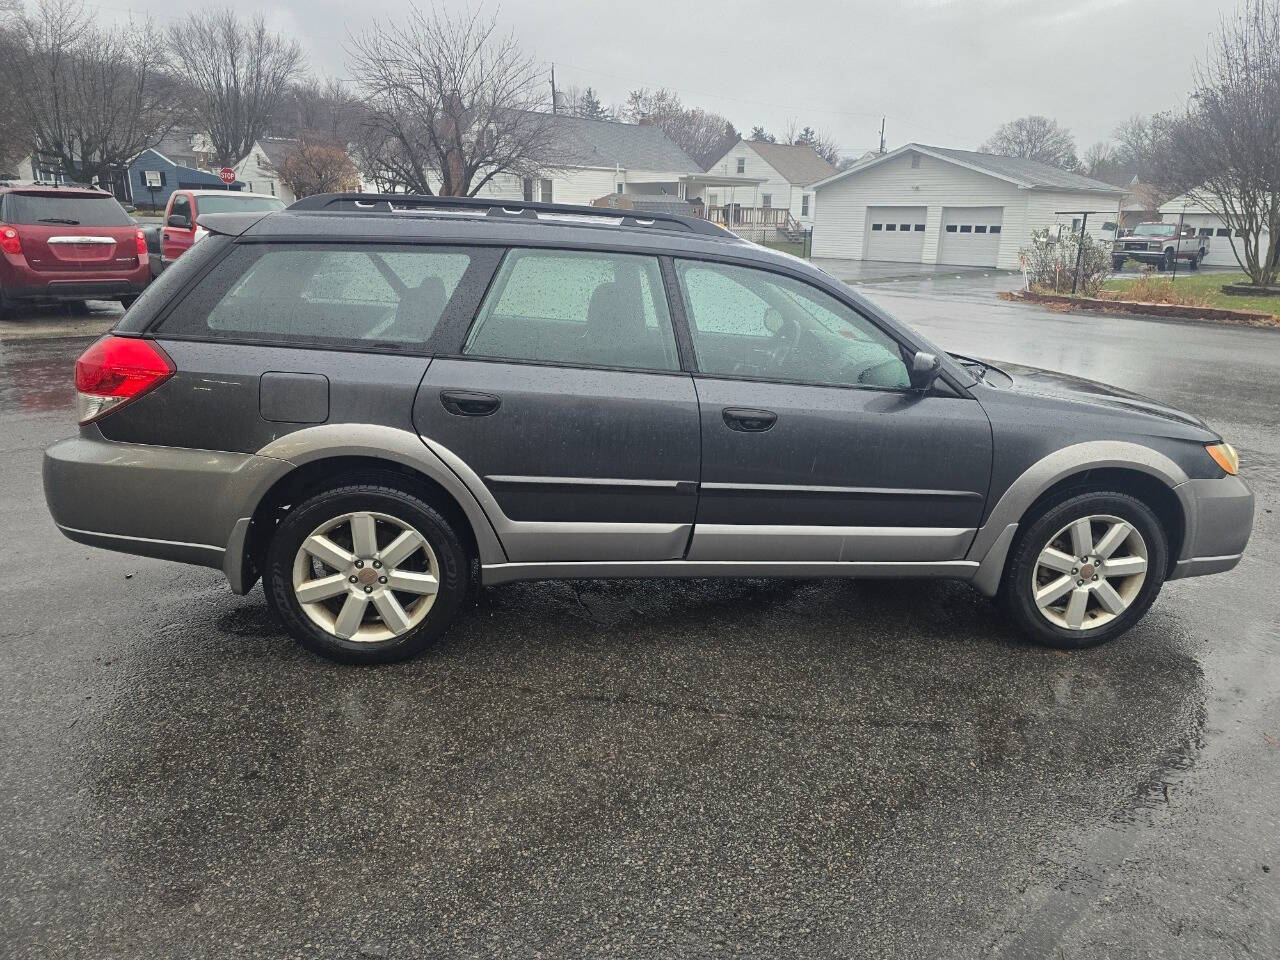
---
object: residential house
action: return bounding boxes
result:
[809,143,1123,269]
[233,138,301,203]
[127,148,244,209]
[703,139,837,237]
[1157,193,1275,269]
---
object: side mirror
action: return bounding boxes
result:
[167,213,190,229]
[909,350,943,391]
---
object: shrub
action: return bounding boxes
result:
[1020,227,1112,296]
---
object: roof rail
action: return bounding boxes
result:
[286,193,732,238]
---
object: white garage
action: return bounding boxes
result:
[1158,194,1274,269]
[864,206,927,262]
[809,144,1123,270]
[938,206,1004,267]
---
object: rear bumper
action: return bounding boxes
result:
[43,429,288,584]
[1,258,149,302]
[1169,475,1255,580]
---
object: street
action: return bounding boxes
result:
[1,273,1276,959]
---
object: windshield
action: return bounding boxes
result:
[3,193,132,227]
[1132,223,1176,236]
[195,195,286,215]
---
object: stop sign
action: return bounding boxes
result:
[218,166,235,184]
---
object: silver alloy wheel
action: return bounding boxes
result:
[291,511,440,643]
[1031,514,1149,632]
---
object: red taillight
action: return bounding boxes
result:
[74,335,174,424]
[135,228,147,257]
[0,224,21,256]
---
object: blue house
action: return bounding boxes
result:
[127,148,243,210]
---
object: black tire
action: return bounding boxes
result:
[264,483,470,664]
[1188,253,1201,271]
[999,490,1169,650]
[1163,249,1176,272]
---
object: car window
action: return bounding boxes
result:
[169,194,192,223]
[3,193,133,226]
[157,244,474,347]
[463,249,680,371]
[676,259,910,390]
[193,195,286,215]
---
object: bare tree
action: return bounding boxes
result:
[980,115,1078,169]
[621,87,737,168]
[748,125,775,143]
[347,4,558,196]
[280,76,364,145]
[168,8,305,166]
[0,0,182,186]
[794,125,841,166]
[275,141,360,198]
[1151,0,1280,285]
[0,0,26,174]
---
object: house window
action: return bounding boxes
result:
[871,223,883,231]
[540,179,553,203]
[801,194,810,216]
[911,154,921,169]
[522,178,534,202]
[945,224,958,232]
[1216,228,1229,237]
[616,182,624,194]
[1071,218,1081,231]
[761,194,771,208]
[975,225,988,233]
[885,223,897,231]
[709,193,719,206]
[269,181,275,196]
[989,225,1001,234]
[913,224,925,232]
[736,158,745,173]
[959,224,972,233]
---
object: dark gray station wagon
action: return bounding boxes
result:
[44,196,1254,663]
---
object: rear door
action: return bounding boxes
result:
[1,190,136,274]
[413,247,701,563]
[673,258,992,564]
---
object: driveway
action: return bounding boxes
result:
[1,278,1276,959]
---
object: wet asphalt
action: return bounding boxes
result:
[1,274,1276,959]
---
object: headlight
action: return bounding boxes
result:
[1206,442,1239,475]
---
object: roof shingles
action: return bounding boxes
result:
[744,141,837,186]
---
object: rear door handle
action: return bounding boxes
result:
[722,407,777,432]
[440,389,501,417]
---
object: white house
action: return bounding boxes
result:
[1157,193,1274,269]
[704,139,837,234]
[233,138,300,204]
[809,144,1124,269]
[445,115,761,219]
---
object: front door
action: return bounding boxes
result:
[414,247,700,563]
[162,192,196,261]
[672,258,992,563]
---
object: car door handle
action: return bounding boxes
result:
[440,389,501,417]
[722,407,777,432]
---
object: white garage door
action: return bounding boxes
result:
[864,206,927,262]
[1194,222,1271,267]
[939,207,1004,267]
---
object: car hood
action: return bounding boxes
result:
[984,361,1212,431]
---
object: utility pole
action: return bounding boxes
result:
[551,64,558,115]
[879,118,886,155]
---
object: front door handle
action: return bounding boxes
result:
[722,407,777,432]
[440,389,502,417]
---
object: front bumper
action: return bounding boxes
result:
[43,428,287,582]
[1169,475,1255,579]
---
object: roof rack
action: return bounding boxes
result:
[286,193,733,238]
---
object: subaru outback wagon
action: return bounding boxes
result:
[43,195,1254,663]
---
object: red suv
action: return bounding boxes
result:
[0,186,150,317]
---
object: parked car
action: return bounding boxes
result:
[1113,222,1209,271]
[43,195,1254,664]
[160,189,285,266]
[0,185,150,316]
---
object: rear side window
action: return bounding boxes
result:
[462,249,680,371]
[157,244,480,348]
[2,192,133,227]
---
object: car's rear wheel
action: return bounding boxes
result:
[264,483,469,664]
[1000,491,1168,649]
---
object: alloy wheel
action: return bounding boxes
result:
[1031,514,1148,632]
[291,511,440,642]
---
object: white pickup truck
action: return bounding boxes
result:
[1113,222,1210,271]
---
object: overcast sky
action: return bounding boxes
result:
[96,0,1236,157]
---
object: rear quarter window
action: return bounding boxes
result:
[155,243,497,350]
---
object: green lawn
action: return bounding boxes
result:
[758,239,807,258]
[1102,271,1280,316]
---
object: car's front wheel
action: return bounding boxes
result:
[264,483,470,664]
[1000,491,1168,649]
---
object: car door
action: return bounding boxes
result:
[162,192,195,261]
[413,247,700,564]
[673,258,992,564]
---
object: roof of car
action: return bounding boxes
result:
[0,184,116,197]
[182,190,284,200]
